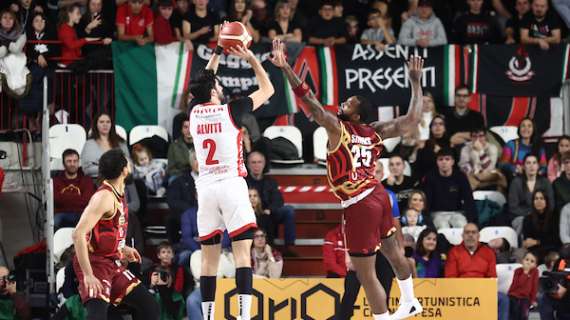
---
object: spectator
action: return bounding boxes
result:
[166,149,198,243]
[13,0,43,33]
[459,127,508,192]
[560,203,570,244]
[0,10,26,59]
[181,0,219,45]
[345,15,361,44]
[374,159,402,222]
[167,119,194,180]
[506,0,531,44]
[248,187,273,241]
[227,0,260,43]
[499,118,547,178]
[398,0,447,47]
[417,92,437,142]
[488,237,516,263]
[537,250,560,276]
[443,85,485,147]
[522,189,561,261]
[360,9,396,50]
[77,0,114,57]
[116,0,154,45]
[445,223,497,277]
[0,266,31,320]
[538,244,570,319]
[153,0,180,45]
[132,143,167,197]
[306,0,346,46]
[246,151,297,256]
[401,208,427,241]
[175,0,190,17]
[150,242,193,296]
[383,155,417,209]
[81,113,130,178]
[53,149,96,230]
[413,227,443,278]
[267,1,302,43]
[508,154,554,234]
[414,114,451,181]
[323,224,347,278]
[251,228,283,278]
[547,136,570,182]
[249,0,271,33]
[553,151,570,212]
[424,148,477,229]
[149,266,186,320]
[508,251,539,320]
[553,0,570,29]
[521,0,561,50]
[453,0,503,44]
[406,189,431,226]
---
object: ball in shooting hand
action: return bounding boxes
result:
[219,21,252,54]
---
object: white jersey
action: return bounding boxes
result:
[189,102,246,188]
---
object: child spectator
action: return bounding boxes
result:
[153,0,179,45]
[132,143,167,197]
[413,227,443,278]
[547,136,570,182]
[150,242,193,296]
[251,228,283,278]
[508,252,539,320]
[361,9,395,50]
[149,266,186,320]
[401,208,426,242]
[0,9,26,59]
[116,0,154,45]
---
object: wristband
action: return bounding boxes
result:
[293,82,310,97]
[214,45,223,55]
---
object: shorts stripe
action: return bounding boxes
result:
[229,223,257,238]
[199,229,224,242]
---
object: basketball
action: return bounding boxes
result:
[219,22,252,54]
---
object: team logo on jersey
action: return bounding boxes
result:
[506,47,534,82]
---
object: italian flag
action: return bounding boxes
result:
[113,41,193,133]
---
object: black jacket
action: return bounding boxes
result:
[166,172,197,215]
[245,175,284,213]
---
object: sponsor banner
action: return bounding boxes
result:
[215,278,497,319]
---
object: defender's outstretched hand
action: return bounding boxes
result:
[269,39,287,68]
[407,55,424,84]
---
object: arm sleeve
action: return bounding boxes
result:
[9,34,26,53]
[267,179,285,213]
[228,97,254,128]
[560,206,570,244]
[80,140,99,177]
[444,248,458,277]
[486,249,497,277]
[530,269,538,304]
[398,20,416,46]
[499,142,515,174]
[58,26,87,50]
[431,19,448,46]
[508,178,527,217]
[389,191,400,218]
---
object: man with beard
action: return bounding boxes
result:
[53,149,95,230]
[521,0,561,50]
[270,38,423,319]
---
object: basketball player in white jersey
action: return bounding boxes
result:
[188,38,274,320]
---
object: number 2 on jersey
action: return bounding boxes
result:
[351,145,371,168]
[203,139,219,165]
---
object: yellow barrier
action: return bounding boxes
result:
[215,278,497,319]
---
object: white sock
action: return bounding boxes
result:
[238,294,252,320]
[397,275,415,302]
[201,301,215,320]
[373,312,391,320]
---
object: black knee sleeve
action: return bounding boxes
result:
[200,276,217,302]
[235,267,252,295]
[85,299,110,320]
[122,284,160,319]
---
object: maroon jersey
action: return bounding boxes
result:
[87,181,128,260]
[327,121,383,201]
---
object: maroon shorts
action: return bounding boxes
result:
[343,184,396,256]
[73,255,140,305]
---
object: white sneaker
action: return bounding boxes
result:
[391,298,423,319]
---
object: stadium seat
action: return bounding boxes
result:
[53,227,74,264]
[49,124,87,171]
[404,161,412,176]
[473,190,507,207]
[382,137,401,153]
[263,126,304,165]
[313,127,328,166]
[496,263,521,294]
[480,226,519,248]
[88,125,127,142]
[129,125,169,145]
[437,227,464,245]
[378,158,390,181]
[490,126,518,144]
[56,267,65,293]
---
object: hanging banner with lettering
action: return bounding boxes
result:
[215,278,497,319]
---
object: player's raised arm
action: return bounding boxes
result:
[269,39,341,140]
[228,45,275,111]
[205,23,226,74]
[371,56,424,139]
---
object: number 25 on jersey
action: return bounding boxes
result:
[351,145,372,168]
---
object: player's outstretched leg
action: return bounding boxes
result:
[350,254,391,320]
[232,236,254,320]
[200,242,222,320]
[122,284,160,319]
[380,234,422,319]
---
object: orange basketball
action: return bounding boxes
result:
[219,22,252,54]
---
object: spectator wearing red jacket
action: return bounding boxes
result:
[53,149,95,230]
[57,4,110,66]
[116,0,154,45]
[323,225,347,277]
[444,223,497,278]
[508,251,539,320]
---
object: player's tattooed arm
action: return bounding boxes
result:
[269,39,341,144]
[371,56,424,139]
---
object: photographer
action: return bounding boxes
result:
[149,266,185,320]
[539,244,570,320]
[0,266,31,320]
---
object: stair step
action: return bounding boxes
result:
[276,244,323,256]
[282,256,325,276]
[295,209,343,221]
[279,220,338,238]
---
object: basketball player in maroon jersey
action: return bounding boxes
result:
[72,149,159,320]
[270,39,424,319]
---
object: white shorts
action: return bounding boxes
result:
[196,176,257,241]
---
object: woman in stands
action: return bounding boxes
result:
[0,10,25,59]
[522,189,561,263]
[227,0,260,43]
[81,113,130,178]
[248,188,274,244]
[266,1,302,43]
[412,228,443,278]
[414,114,451,181]
[499,118,547,178]
[406,189,433,226]
[77,0,114,62]
[547,135,570,182]
[251,228,283,278]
